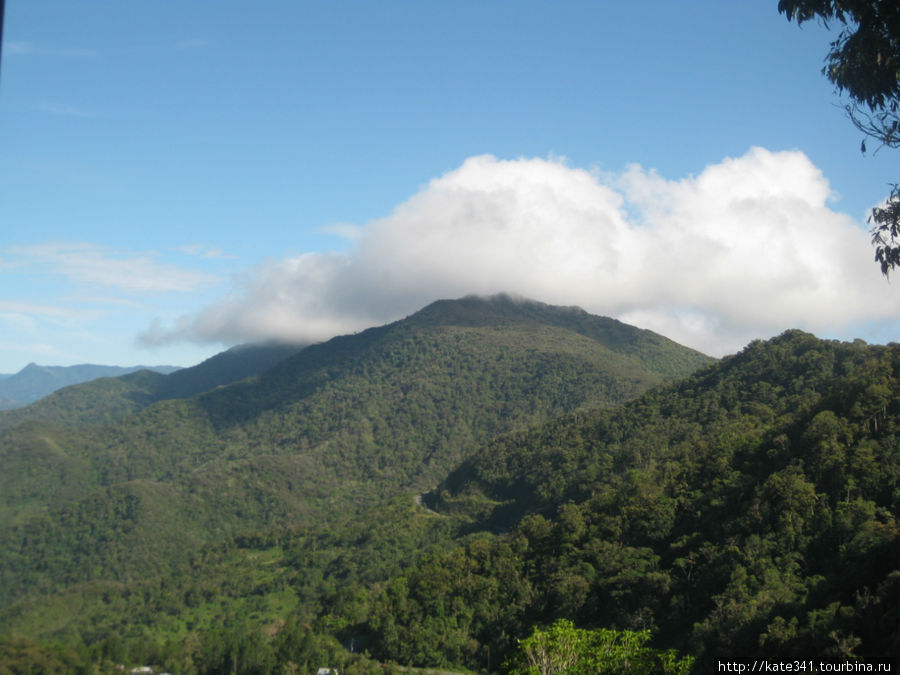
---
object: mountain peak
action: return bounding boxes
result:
[412,293,587,327]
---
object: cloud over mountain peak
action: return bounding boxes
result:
[139,149,898,356]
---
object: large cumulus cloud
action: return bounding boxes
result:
[139,148,900,356]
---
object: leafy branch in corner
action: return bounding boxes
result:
[779,0,900,276]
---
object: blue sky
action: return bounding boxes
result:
[1,1,899,373]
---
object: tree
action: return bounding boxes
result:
[779,1,900,275]
[504,619,693,674]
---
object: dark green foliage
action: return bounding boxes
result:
[3,301,900,672]
[0,635,92,674]
[871,183,900,275]
[153,341,305,402]
[0,370,168,430]
[779,0,900,111]
[358,330,900,670]
[0,341,302,430]
[0,296,709,669]
[0,362,179,411]
[779,1,900,274]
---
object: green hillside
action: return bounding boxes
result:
[0,295,711,668]
[5,305,899,673]
[352,330,900,671]
[0,341,303,431]
[0,363,180,411]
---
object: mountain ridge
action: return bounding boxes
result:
[0,295,713,631]
[0,362,181,411]
[0,297,714,662]
[352,328,900,670]
[0,341,305,430]
[4,300,898,671]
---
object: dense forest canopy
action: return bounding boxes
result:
[0,296,717,672]
[0,298,897,672]
[373,330,900,670]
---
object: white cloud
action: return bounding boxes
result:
[317,222,366,242]
[0,300,95,321]
[0,300,105,335]
[68,295,148,308]
[177,243,234,259]
[8,242,219,293]
[139,149,900,356]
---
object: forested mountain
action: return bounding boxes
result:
[0,362,180,411]
[348,330,900,671]
[4,304,899,672]
[0,295,713,671]
[0,341,304,431]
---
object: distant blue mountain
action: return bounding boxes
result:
[0,363,181,410]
